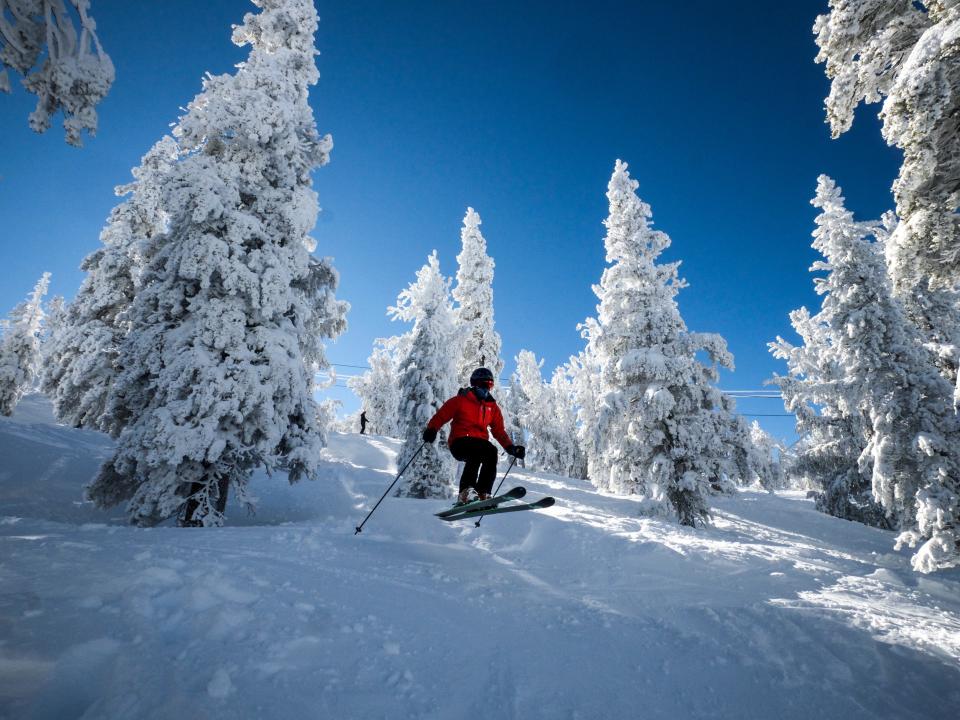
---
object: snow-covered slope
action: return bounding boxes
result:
[1,395,958,719]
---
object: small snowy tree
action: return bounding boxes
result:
[347,335,407,437]
[584,160,745,526]
[747,421,785,491]
[513,350,558,471]
[0,272,49,415]
[510,350,584,477]
[550,363,588,479]
[498,369,527,458]
[389,252,458,498]
[41,136,176,430]
[88,0,346,527]
[0,0,114,146]
[569,342,604,485]
[452,207,503,383]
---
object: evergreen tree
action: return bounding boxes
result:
[0,0,114,146]
[814,1,960,403]
[390,252,458,498]
[498,370,527,460]
[774,176,960,570]
[452,207,503,383]
[0,272,50,415]
[569,341,604,487]
[747,421,785,491]
[88,0,346,527]
[584,160,743,526]
[347,335,406,437]
[549,363,588,479]
[771,305,883,526]
[40,136,176,431]
[513,350,557,471]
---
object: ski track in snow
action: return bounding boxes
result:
[1,395,958,719]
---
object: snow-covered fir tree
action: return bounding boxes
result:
[0,0,113,146]
[347,335,407,437]
[510,350,585,478]
[389,252,458,498]
[452,207,503,384]
[549,363,588,479]
[770,304,883,526]
[747,421,785,491]
[87,0,346,527]
[498,370,527,460]
[774,176,960,570]
[583,160,747,526]
[513,350,558,471]
[569,342,604,485]
[0,272,49,416]
[814,1,960,407]
[40,136,177,431]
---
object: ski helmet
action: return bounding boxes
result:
[469,367,495,387]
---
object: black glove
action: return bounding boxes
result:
[422,427,438,443]
[506,445,525,459]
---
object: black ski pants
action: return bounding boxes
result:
[450,437,498,495]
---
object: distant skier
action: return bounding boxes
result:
[422,367,525,504]
[360,410,368,435]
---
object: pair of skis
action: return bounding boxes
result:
[435,486,555,522]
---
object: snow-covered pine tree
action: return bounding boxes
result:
[509,350,584,477]
[770,304,882,525]
[389,252,458,498]
[347,335,407,437]
[775,176,960,570]
[550,364,588,479]
[498,370,527,459]
[40,136,176,431]
[0,272,50,415]
[569,341,604,487]
[513,349,557,471]
[88,0,346,527]
[747,421,785,491]
[452,207,503,384]
[814,1,960,403]
[41,294,64,344]
[584,160,745,526]
[0,0,113,146]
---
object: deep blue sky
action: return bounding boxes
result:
[0,1,901,441]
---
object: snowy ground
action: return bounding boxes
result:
[1,396,958,720]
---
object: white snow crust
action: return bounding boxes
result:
[1,394,958,719]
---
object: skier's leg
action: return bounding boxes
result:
[476,441,499,497]
[450,438,482,497]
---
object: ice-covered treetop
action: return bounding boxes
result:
[462,206,482,233]
[604,159,671,265]
[174,0,331,174]
[390,251,451,324]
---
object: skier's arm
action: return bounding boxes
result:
[426,397,458,431]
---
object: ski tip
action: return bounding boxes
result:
[509,486,527,499]
[538,497,556,508]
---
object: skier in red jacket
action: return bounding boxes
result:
[422,367,525,504]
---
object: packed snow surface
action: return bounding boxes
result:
[1,395,958,719]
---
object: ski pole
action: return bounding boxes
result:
[355,442,425,535]
[474,455,517,528]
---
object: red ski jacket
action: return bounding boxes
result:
[427,389,513,449]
